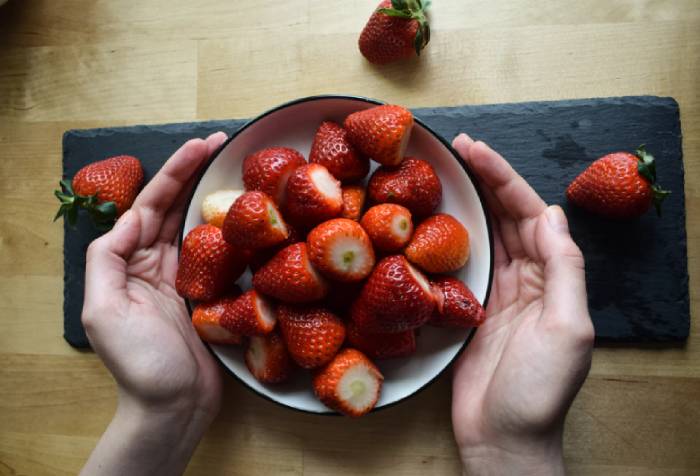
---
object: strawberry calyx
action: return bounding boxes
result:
[54,178,118,230]
[635,145,671,216]
[377,0,431,55]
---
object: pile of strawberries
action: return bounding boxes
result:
[176,104,485,417]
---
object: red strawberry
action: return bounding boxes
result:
[358,0,431,65]
[192,299,243,345]
[285,163,343,227]
[347,321,415,359]
[201,189,244,228]
[307,218,376,282]
[252,242,329,303]
[312,348,383,417]
[367,157,441,217]
[360,203,413,252]
[242,147,306,204]
[405,213,470,273]
[344,105,414,167]
[309,121,370,183]
[219,290,277,336]
[566,146,670,218]
[54,155,144,229]
[430,276,486,328]
[221,191,289,250]
[340,185,366,221]
[248,224,304,272]
[278,305,346,369]
[245,332,293,384]
[176,224,247,301]
[351,255,435,333]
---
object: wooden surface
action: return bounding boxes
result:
[0,1,698,474]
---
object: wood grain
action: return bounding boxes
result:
[0,0,698,474]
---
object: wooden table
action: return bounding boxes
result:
[0,1,698,474]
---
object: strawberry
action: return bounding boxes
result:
[278,305,346,369]
[192,298,243,345]
[242,147,306,204]
[405,213,470,273]
[248,224,304,272]
[344,105,414,167]
[340,185,367,221]
[285,163,343,227]
[566,146,670,218]
[309,121,370,183]
[358,0,431,65]
[201,189,244,228]
[360,203,413,252]
[245,332,293,384]
[307,218,376,282]
[221,191,289,250]
[176,224,247,301]
[367,156,441,217]
[252,242,329,303]
[430,276,486,328]
[351,255,435,333]
[347,321,415,359]
[219,290,277,336]
[312,348,383,417]
[54,155,144,230]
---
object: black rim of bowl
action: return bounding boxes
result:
[178,94,495,416]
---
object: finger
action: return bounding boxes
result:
[132,138,211,247]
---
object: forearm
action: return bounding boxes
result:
[81,397,212,476]
[460,436,565,476]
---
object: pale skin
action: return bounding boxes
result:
[80,132,594,476]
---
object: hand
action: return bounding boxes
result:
[80,132,227,476]
[450,134,594,476]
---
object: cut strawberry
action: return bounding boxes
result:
[278,305,346,369]
[219,290,277,336]
[360,203,413,252]
[312,348,383,417]
[309,121,370,182]
[307,218,375,282]
[201,189,244,228]
[222,191,289,250]
[344,105,413,167]
[252,242,329,303]
[430,276,486,328]
[347,321,415,359]
[245,332,293,384]
[242,147,306,204]
[285,163,343,227]
[192,299,243,345]
[405,213,470,273]
[340,185,366,221]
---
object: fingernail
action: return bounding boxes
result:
[546,205,569,233]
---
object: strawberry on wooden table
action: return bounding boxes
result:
[192,297,243,345]
[222,191,289,250]
[252,242,329,303]
[245,332,293,384]
[285,163,343,227]
[430,276,486,328]
[309,121,370,182]
[201,189,244,228]
[242,147,306,204]
[307,218,376,282]
[220,290,277,336]
[54,155,144,230]
[347,321,416,359]
[358,0,431,65]
[278,305,346,369]
[367,156,442,217]
[340,185,367,221]
[360,203,413,252]
[566,146,670,218]
[351,255,435,333]
[344,105,414,167]
[405,213,470,273]
[312,348,383,417]
[176,224,247,302]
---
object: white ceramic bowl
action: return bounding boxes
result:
[181,95,493,414]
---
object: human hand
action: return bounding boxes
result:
[450,134,594,476]
[80,132,227,476]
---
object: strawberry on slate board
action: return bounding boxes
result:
[242,147,306,205]
[312,348,383,417]
[245,332,293,384]
[361,203,413,252]
[347,321,416,359]
[176,224,247,302]
[358,0,431,65]
[367,156,441,217]
[222,191,289,250]
[344,105,414,167]
[309,121,370,182]
[278,305,346,369]
[430,276,486,328]
[566,146,671,218]
[405,213,470,273]
[307,218,376,282]
[54,155,144,230]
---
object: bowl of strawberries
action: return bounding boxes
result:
[177,95,493,416]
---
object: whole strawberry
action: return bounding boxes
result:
[278,305,346,369]
[344,105,414,167]
[359,0,431,65]
[405,213,470,273]
[367,156,441,217]
[309,121,369,182]
[54,155,144,230]
[567,146,670,218]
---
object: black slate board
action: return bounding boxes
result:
[63,96,689,348]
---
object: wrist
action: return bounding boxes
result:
[459,433,564,476]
